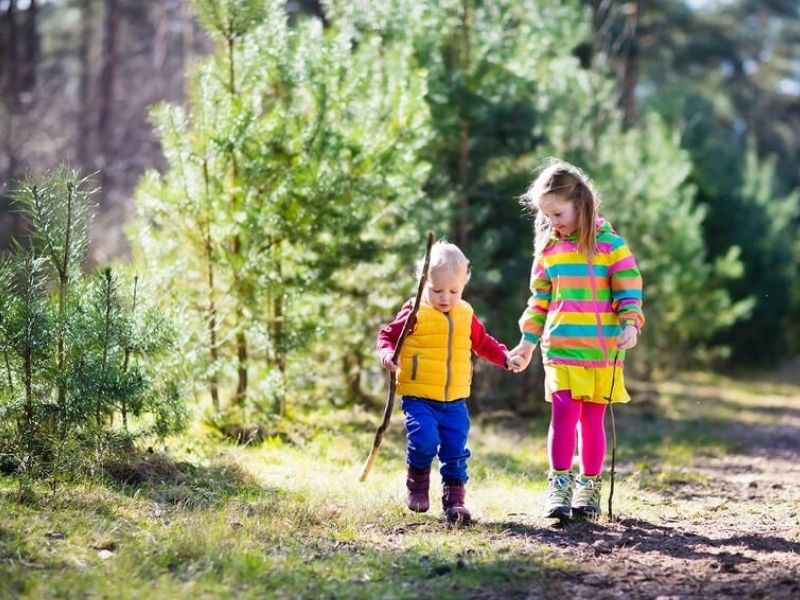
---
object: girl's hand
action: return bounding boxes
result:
[380,352,398,372]
[618,325,639,350]
[507,354,527,372]
[508,341,535,373]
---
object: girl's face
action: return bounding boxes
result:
[425,268,467,313]
[539,193,578,238]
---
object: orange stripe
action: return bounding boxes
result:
[546,336,617,350]
[555,275,610,289]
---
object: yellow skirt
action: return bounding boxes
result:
[544,363,630,404]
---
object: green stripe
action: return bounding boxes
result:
[546,347,606,361]
[558,288,611,300]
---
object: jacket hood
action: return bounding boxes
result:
[560,217,612,241]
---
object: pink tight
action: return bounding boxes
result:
[548,389,607,476]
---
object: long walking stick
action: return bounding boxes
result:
[359,232,435,482]
[604,351,620,521]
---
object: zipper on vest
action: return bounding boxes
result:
[444,312,453,401]
[411,355,418,380]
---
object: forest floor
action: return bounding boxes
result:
[1,370,799,599]
[511,371,800,599]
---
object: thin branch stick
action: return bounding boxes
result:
[605,351,619,521]
[359,232,434,482]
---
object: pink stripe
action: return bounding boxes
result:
[544,358,621,368]
[596,241,614,253]
[543,240,576,255]
[609,255,637,275]
[554,299,614,312]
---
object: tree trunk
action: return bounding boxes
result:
[202,161,220,412]
[56,182,73,419]
[455,0,471,251]
[99,0,119,182]
[151,1,168,96]
[3,352,13,391]
[618,0,641,128]
[226,34,249,409]
[590,0,612,61]
[179,0,194,103]
[273,290,285,417]
[78,0,96,167]
[120,274,137,431]
[0,0,19,181]
[97,269,113,428]
[4,0,19,104]
[21,0,39,91]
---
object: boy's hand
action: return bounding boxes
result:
[618,325,639,350]
[380,352,398,372]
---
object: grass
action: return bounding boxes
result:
[1,370,798,598]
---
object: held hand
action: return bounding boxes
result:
[380,353,398,372]
[618,325,639,351]
[507,354,528,373]
[507,341,534,373]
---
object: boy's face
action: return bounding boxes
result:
[425,268,467,313]
[539,193,578,238]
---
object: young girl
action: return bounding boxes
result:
[377,241,510,523]
[508,159,644,520]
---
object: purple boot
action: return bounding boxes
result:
[442,479,471,523]
[406,466,431,512]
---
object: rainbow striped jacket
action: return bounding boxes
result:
[519,219,644,367]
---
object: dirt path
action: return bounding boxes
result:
[506,378,800,599]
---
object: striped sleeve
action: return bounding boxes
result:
[518,256,551,345]
[608,236,644,331]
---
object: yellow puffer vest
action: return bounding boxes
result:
[396,301,474,401]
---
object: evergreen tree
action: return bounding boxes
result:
[634,0,800,364]
[132,0,433,416]
[367,0,746,387]
[0,168,185,484]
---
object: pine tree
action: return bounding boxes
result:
[0,168,186,485]
[132,0,433,416]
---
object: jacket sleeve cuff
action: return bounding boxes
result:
[621,318,640,332]
[522,332,540,345]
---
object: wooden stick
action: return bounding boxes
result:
[359,232,434,482]
[605,351,620,521]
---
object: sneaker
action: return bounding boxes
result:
[572,475,602,520]
[543,471,574,520]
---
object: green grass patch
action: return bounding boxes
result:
[3,370,798,598]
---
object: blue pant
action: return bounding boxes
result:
[402,396,471,482]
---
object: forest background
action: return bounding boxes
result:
[0,0,799,445]
[2,1,800,597]
[5,0,800,424]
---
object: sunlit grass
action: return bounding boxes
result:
[2,370,799,598]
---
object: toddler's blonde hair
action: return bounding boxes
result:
[416,240,471,283]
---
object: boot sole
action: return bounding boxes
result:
[544,506,572,520]
[445,511,472,524]
[572,507,599,520]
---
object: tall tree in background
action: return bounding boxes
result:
[586,0,641,127]
[132,0,433,416]
[632,0,800,363]
[77,0,96,167]
[99,0,119,188]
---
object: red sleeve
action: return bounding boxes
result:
[471,315,509,369]
[376,304,414,362]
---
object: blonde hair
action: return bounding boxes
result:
[416,239,471,283]
[521,158,601,258]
